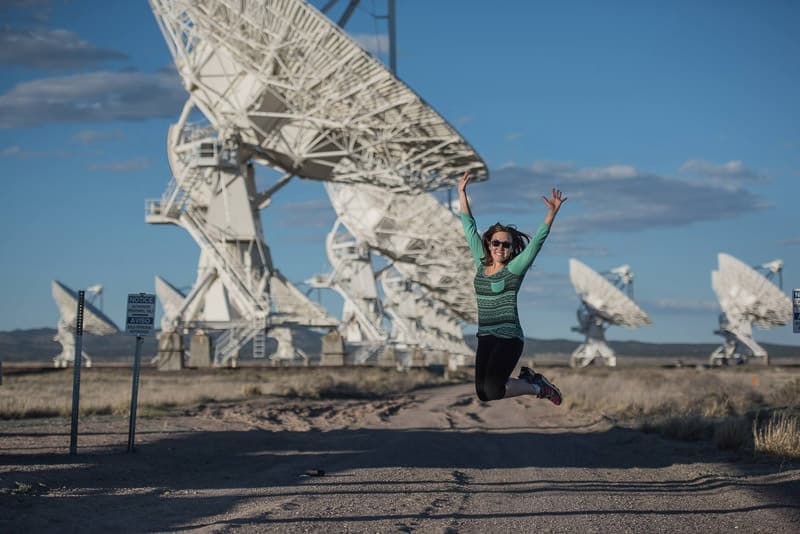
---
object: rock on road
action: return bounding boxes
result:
[2,383,799,532]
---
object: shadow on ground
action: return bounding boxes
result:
[2,421,799,531]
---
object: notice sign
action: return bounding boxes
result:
[126,293,156,336]
[794,289,800,334]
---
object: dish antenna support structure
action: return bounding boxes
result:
[307,4,483,365]
[315,182,478,365]
[146,109,338,367]
[569,259,651,368]
[148,0,487,365]
[51,281,119,368]
[710,253,792,365]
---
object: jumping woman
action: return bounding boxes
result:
[458,171,565,405]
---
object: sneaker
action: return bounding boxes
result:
[518,366,537,383]
[519,366,562,406]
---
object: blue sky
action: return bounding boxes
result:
[1,0,798,346]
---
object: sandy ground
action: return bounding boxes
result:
[1,382,799,533]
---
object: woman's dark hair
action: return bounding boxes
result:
[480,223,530,266]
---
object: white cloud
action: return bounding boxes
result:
[0,146,23,157]
[1,145,70,158]
[0,28,128,70]
[351,33,390,57]
[0,69,185,128]
[679,159,770,188]
[543,237,610,258]
[505,132,523,142]
[71,129,125,145]
[89,158,151,172]
[468,162,769,238]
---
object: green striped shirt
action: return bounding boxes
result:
[461,213,551,340]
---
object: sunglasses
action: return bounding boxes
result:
[490,240,512,249]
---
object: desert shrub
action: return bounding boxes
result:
[754,413,800,460]
[643,414,711,441]
[714,416,752,451]
[243,385,262,397]
[700,393,737,418]
[769,378,800,409]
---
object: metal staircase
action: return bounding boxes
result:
[213,314,268,366]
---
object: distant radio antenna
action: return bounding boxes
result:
[51,281,118,368]
[568,259,652,368]
[709,253,792,366]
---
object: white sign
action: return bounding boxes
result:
[126,293,156,336]
[794,289,800,334]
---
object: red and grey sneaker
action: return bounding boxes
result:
[519,366,562,406]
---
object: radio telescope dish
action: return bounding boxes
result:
[568,259,651,367]
[149,0,487,191]
[709,253,792,365]
[326,182,478,321]
[51,280,119,368]
[310,182,476,362]
[154,276,186,332]
[146,0,487,368]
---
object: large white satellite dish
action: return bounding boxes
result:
[568,259,651,367]
[326,182,478,321]
[308,183,476,363]
[709,253,792,365]
[51,280,119,368]
[149,0,487,190]
[146,0,487,367]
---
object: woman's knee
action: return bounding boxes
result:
[476,381,504,401]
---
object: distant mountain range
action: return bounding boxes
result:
[2,328,797,364]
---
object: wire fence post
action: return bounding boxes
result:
[69,290,85,455]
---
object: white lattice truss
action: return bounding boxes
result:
[147,106,338,366]
[313,183,477,360]
[381,269,473,360]
[308,201,475,362]
[149,0,488,192]
[306,219,388,345]
[326,183,478,321]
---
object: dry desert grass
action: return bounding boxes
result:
[0,366,457,419]
[2,363,798,459]
[541,365,800,459]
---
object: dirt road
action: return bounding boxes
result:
[2,383,799,532]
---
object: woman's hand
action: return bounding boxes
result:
[457,171,471,193]
[542,188,567,212]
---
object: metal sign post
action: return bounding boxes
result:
[125,293,156,453]
[128,335,144,453]
[69,290,85,455]
[793,289,799,334]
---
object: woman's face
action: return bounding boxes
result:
[489,231,512,264]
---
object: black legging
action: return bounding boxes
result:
[475,335,524,401]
